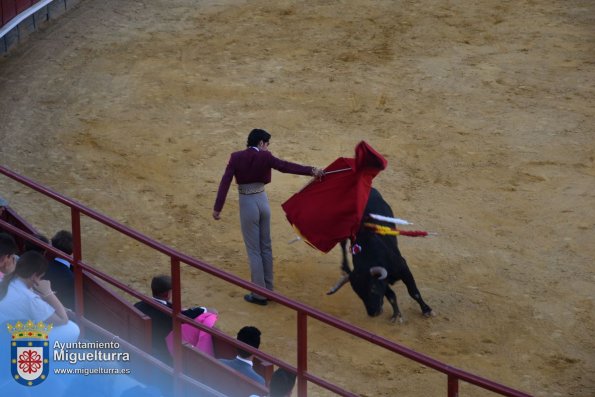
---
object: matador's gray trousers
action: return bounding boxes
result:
[239,191,273,300]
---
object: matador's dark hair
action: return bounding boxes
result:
[247,129,271,147]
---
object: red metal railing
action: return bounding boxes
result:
[0,165,532,397]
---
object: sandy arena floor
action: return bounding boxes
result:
[0,0,594,396]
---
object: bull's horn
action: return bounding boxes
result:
[327,274,349,295]
[370,266,388,280]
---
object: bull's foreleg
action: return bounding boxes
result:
[384,286,402,323]
[400,265,434,317]
[327,240,353,295]
[339,240,352,274]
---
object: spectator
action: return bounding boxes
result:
[44,230,75,309]
[0,196,7,219]
[0,251,79,342]
[249,367,297,397]
[0,233,18,278]
[219,326,265,385]
[134,275,216,362]
[269,368,297,397]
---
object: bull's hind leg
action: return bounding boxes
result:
[385,286,403,323]
[400,264,434,317]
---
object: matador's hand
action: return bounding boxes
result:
[312,167,325,180]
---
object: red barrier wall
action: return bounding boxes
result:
[1,0,44,28]
[1,0,17,26]
[15,0,32,15]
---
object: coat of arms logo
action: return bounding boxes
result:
[7,320,52,386]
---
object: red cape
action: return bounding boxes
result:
[282,141,387,253]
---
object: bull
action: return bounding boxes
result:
[327,188,434,323]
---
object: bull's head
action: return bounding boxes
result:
[328,266,388,317]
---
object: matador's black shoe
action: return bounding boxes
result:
[244,294,268,306]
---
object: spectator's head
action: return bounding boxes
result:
[151,275,172,300]
[0,251,48,299]
[269,368,297,397]
[51,230,73,255]
[0,233,18,274]
[0,196,7,217]
[247,129,271,147]
[24,233,49,254]
[14,251,48,278]
[236,326,261,358]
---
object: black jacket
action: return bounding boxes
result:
[43,259,74,309]
[133,299,205,363]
